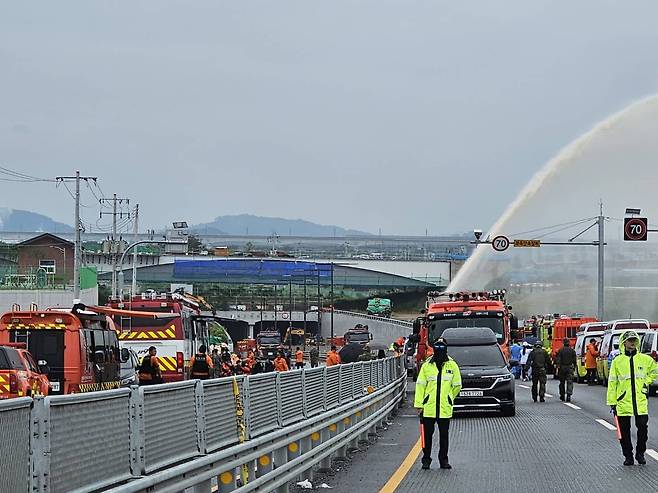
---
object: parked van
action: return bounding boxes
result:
[596,319,649,385]
[574,322,607,383]
[640,329,658,395]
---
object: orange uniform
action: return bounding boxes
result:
[274,356,289,372]
[326,350,341,367]
[295,350,304,363]
[585,343,599,369]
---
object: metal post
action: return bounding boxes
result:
[73,170,81,299]
[273,284,278,333]
[289,280,293,349]
[131,203,139,299]
[111,193,118,299]
[598,208,605,321]
[317,268,321,344]
[330,263,334,341]
[303,278,307,334]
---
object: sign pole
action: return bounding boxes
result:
[598,207,605,321]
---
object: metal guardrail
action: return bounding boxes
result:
[1,356,405,493]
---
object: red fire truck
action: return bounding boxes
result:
[107,291,212,382]
[412,290,518,377]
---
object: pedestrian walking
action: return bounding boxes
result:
[528,341,549,402]
[189,345,214,380]
[414,339,462,470]
[310,346,320,368]
[295,347,305,369]
[585,338,599,385]
[607,330,658,465]
[510,340,522,379]
[555,338,577,402]
[519,343,531,381]
[326,345,341,366]
[138,346,163,385]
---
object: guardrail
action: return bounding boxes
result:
[1,356,405,493]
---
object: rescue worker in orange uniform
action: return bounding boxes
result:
[274,351,289,372]
[585,338,599,385]
[326,345,341,367]
[189,345,214,380]
[138,346,163,385]
[295,347,305,369]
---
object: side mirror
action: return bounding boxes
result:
[120,348,130,363]
[94,350,106,364]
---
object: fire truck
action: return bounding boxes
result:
[257,329,283,359]
[108,291,211,382]
[344,324,373,346]
[411,290,518,377]
[545,316,597,376]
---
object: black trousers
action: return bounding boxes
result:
[617,414,649,458]
[586,368,597,384]
[531,368,547,400]
[421,417,450,463]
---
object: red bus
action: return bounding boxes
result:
[107,291,211,382]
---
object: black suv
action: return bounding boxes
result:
[442,327,516,416]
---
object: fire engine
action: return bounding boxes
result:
[411,290,518,377]
[107,291,212,382]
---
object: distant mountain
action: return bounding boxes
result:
[190,214,371,236]
[0,208,73,233]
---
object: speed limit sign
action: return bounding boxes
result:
[624,217,648,241]
[491,235,510,252]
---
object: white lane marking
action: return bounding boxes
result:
[564,403,581,410]
[520,385,531,389]
[545,393,554,398]
[596,419,618,431]
[646,449,658,462]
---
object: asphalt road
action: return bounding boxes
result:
[298,378,658,493]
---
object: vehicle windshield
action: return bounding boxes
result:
[348,333,369,342]
[113,315,176,329]
[447,345,506,367]
[258,336,281,345]
[0,348,24,370]
[615,323,648,331]
[429,317,504,343]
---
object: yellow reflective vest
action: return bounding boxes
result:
[606,351,658,416]
[414,357,462,419]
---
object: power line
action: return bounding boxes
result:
[0,165,56,182]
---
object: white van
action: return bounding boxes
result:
[640,329,658,395]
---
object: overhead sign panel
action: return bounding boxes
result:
[514,239,541,248]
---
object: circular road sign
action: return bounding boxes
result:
[624,217,648,241]
[492,235,510,252]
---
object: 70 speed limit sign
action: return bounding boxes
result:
[491,235,510,252]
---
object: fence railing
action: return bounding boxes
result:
[1,356,405,493]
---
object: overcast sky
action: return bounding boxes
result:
[2,1,658,235]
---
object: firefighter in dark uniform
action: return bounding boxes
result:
[189,345,214,380]
[528,341,549,402]
[138,346,163,385]
[555,337,577,402]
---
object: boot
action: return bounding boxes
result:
[559,395,565,401]
[566,395,571,402]
[623,457,634,466]
[540,397,545,402]
[636,453,646,465]
[439,460,452,470]
[421,457,431,470]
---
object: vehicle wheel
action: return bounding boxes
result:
[501,405,516,417]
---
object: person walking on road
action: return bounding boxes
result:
[510,340,522,379]
[189,345,214,380]
[607,330,658,466]
[519,343,531,381]
[585,338,599,385]
[326,345,341,366]
[138,346,163,385]
[310,346,320,368]
[414,339,462,470]
[295,347,305,369]
[555,338,577,402]
[528,341,549,402]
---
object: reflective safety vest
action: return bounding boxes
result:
[414,357,462,419]
[191,353,211,378]
[607,351,658,416]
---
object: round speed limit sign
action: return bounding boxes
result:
[492,235,510,252]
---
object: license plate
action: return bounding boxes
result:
[50,381,60,392]
[459,390,483,397]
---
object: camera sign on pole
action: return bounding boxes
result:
[624,217,648,241]
[492,235,510,252]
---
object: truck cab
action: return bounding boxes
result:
[0,344,50,399]
[344,325,373,346]
[257,330,282,359]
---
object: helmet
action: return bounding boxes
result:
[619,330,640,346]
[533,341,542,348]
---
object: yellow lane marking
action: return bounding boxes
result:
[379,438,422,493]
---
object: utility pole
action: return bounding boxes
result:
[132,204,139,299]
[598,202,605,321]
[100,194,130,300]
[56,171,97,300]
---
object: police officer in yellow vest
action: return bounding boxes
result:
[414,339,462,470]
[607,330,658,466]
